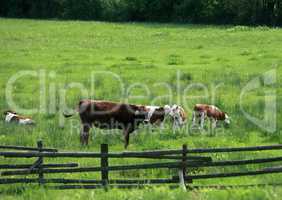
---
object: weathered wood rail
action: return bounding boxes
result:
[1,140,282,190]
[0,144,57,152]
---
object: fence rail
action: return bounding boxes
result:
[185,166,282,180]
[0,151,211,161]
[0,144,57,152]
[1,140,282,190]
[0,163,78,170]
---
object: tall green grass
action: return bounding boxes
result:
[0,18,281,199]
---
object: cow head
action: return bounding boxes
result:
[3,110,17,116]
[164,105,172,115]
[224,113,231,126]
[134,107,149,124]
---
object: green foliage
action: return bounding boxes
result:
[60,0,102,20]
[1,0,282,26]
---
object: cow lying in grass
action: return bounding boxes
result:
[192,104,230,129]
[63,100,185,148]
[4,110,35,125]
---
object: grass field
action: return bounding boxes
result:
[0,18,282,199]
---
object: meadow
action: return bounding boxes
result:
[0,18,282,199]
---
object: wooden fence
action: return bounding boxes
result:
[1,140,282,190]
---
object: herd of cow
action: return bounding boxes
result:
[3,100,230,148]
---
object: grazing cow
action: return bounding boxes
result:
[64,100,151,148]
[192,104,230,129]
[143,105,171,128]
[4,110,35,125]
[169,105,187,128]
[144,105,187,129]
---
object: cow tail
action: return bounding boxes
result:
[63,103,81,118]
[63,113,74,118]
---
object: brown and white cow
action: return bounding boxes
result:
[192,104,230,129]
[144,105,187,129]
[143,105,171,128]
[4,110,35,125]
[64,100,171,148]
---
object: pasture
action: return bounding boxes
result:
[0,18,282,199]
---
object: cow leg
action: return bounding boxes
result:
[212,119,217,129]
[209,118,213,136]
[160,122,165,130]
[123,124,134,149]
[154,119,165,130]
[81,123,91,145]
[173,121,177,130]
[192,111,196,127]
[173,119,180,130]
[209,118,217,136]
[200,112,205,129]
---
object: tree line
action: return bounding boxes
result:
[0,0,281,26]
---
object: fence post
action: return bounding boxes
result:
[37,140,44,186]
[178,144,187,191]
[101,144,109,190]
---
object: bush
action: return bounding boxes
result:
[60,0,102,20]
[0,0,281,26]
[100,0,128,21]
